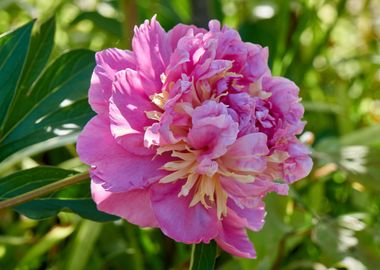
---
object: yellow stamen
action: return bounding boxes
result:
[157,142,187,155]
[162,160,194,171]
[158,142,257,219]
[214,177,228,219]
[145,110,162,121]
[218,163,255,183]
[249,80,272,99]
[179,173,199,197]
[159,164,194,183]
[150,90,169,109]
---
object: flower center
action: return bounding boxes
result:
[158,144,230,219]
[156,141,261,220]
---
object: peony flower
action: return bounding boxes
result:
[77,16,312,258]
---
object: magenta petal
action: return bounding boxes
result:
[132,16,170,93]
[241,44,269,81]
[285,141,313,183]
[89,48,135,114]
[168,24,206,49]
[216,210,256,258]
[221,177,287,198]
[109,69,156,155]
[91,182,158,227]
[228,199,266,231]
[77,116,169,192]
[150,182,220,244]
[222,133,269,172]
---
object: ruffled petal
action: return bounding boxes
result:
[76,116,169,192]
[222,133,269,173]
[241,44,269,81]
[167,24,206,49]
[91,181,158,227]
[228,199,266,231]
[150,181,220,244]
[215,210,256,258]
[187,101,239,160]
[221,177,288,198]
[89,48,135,114]
[132,15,171,94]
[110,69,156,155]
[284,140,313,183]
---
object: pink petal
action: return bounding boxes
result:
[109,69,156,155]
[132,16,171,94]
[76,116,169,192]
[221,177,288,198]
[241,44,269,81]
[89,48,135,114]
[222,133,269,172]
[91,182,158,227]
[264,76,304,127]
[284,141,313,183]
[187,101,238,159]
[167,24,206,49]
[228,199,266,231]
[150,182,220,244]
[215,210,256,258]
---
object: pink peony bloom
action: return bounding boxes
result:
[77,16,312,258]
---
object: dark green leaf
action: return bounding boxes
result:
[15,199,117,222]
[0,167,117,222]
[0,166,76,198]
[16,16,56,100]
[0,49,95,163]
[0,21,34,129]
[0,99,94,163]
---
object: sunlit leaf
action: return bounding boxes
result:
[0,167,117,222]
[0,18,95,167]
[0,20,34,126]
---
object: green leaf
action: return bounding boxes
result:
[0,166,76,197]
[15,199,117,222]
[0,167,117,222]
[0,20,34,128]
[0,49,95,163]
[190,241,217,270]
[0,18,95,168]
[2,49,94,143]
[16,16,56,100]
[0,99,94,164]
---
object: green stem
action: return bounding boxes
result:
[189,241,217,270]
[0,171,89,210]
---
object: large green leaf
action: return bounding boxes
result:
[0,167,117,222]
[0,21,34,127]
[16,16,56,101]
[0,18,95,165]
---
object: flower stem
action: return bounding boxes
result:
[189,241,217,270]
[0,171,89,210]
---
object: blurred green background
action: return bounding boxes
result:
[0,0,380,269]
